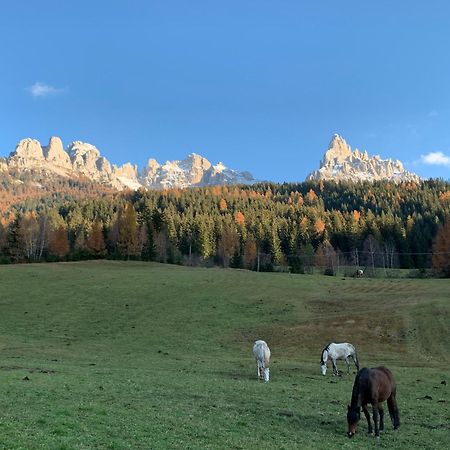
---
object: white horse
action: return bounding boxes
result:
[320,342,359,376]
[253,340,271,382]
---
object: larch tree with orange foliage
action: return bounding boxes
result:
[315,218,326,236]
[234,211,245,226]
[432,218,450,277]
[117,204,140,259]
[49,226,70,259]
[219,198,228,212]
[85,220,106,257]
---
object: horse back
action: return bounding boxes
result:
[357,367,396,404]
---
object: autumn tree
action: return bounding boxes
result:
[243,235,257,270]
[217,224,239,267]
[219,198,227,212]
[117,204,140,259]
[85,220,106,257]
[49,226,70,259]
[432,218,450,277]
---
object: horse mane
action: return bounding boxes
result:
[320,342,332,363]
[350,368,366,407]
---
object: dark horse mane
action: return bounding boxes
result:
[320,343,332,364]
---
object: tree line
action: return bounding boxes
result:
[0,179,449,276]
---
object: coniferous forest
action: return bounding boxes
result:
[1,173,449,276]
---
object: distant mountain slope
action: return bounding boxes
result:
[307,134,420,183]
[1,136,256,190]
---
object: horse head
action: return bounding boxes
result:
[347,405,360,438]
[320,362,327,375]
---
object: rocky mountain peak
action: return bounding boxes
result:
[307,134,420,183]
[322,134,352,165]
[9,138,44,167]
[43,136,71,169]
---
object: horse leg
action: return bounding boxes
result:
[387,393,400,429]
[372,402,380,437]
[332,359,339,376]
[352,353,360,371]
[379,405,384,432]
[345,357,350,374]
[362,405,372,434]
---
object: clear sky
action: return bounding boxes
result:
[1,0,449,181]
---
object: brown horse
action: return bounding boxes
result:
[347,366,400,438]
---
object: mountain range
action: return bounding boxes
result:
[0,137,255,190]
[0,134,420,190]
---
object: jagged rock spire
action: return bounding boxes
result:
[307,134,420,183]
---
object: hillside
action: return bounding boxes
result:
[0,261,448,449]
[1,179,449,272]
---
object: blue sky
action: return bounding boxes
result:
[0,0,449,181]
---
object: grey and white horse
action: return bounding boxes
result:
[320,342,359,376]
[253,340,271,382]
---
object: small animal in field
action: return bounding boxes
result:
[320,342,359,376]
[253,340,271,382]
[347,366,400,438]
[355,269,364,278]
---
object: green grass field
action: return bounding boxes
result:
[0,261,448,449]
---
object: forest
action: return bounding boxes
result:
[0,172,449,276]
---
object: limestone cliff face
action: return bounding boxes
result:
[2,136,256,190]
[307,134,420,183]
[43,137,71,169]
[9,139,45,168]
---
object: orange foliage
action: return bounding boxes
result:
[306,189,318,203]
[219,198,228,211]
[49,226,70,258]
[439,191,450,204]
[352,210,361,222]
[234,211,245,226]
[432,218,450,276]
[211,186,222,196]
[315,218,326,235]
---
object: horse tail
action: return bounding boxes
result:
[353,350,360,371]
[254,340,270,368]
[263,345,270,367]
[387,392,400,429]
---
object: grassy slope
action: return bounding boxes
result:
[0,261,448,449]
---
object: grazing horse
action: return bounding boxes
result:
[347,367,400,438]
[253,340,271,382]
[320,342,359,376]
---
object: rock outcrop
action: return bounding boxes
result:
[307,134,420,183]
[2,136,256,190]
[43,137,71,169]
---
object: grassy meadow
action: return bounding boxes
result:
[0,261,448,449]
